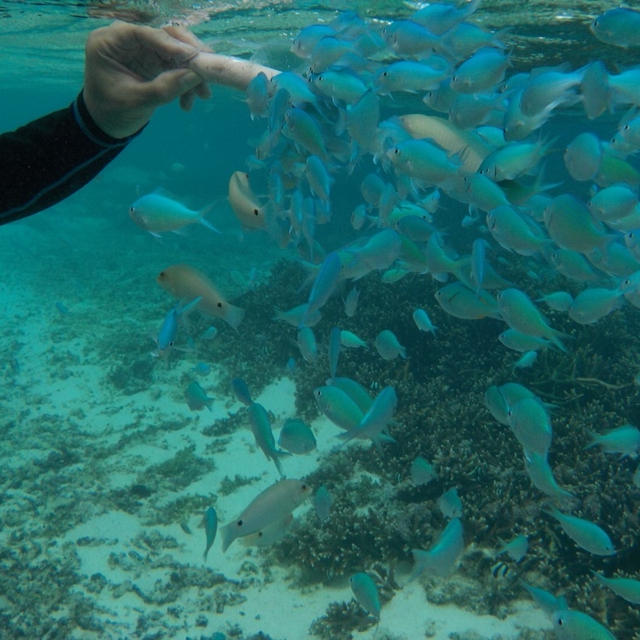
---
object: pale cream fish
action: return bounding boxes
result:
[157,264,245,330]
[398,113,492,173]
[585,424,640,457]
[545,507,616,556]
[220,478,311,552]
[568,287,624,325]
[435,281,500,320]
[524,451,575,503]
[228,171,266,230]
[497,288,566,351]
[128,192,220,235]
[240,513,293,548]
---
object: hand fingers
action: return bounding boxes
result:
[179,89,197,111]
[130,23,201,67]
[164,25,213,53]
[135,68,203,107]
[195,81,212,100]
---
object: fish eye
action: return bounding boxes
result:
[382,71,388,77]
[625,124,630,131]
[237,519,243,526]
[253,208,260,216]
[217,302,223,308]
[394,148,400,154]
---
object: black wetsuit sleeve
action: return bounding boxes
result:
[0,91,141,225]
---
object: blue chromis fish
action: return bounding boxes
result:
[410,456,437,485]
[278,419,316,454]
[591,7,640,48]
[437,487,463,518]
[412,308,437,335]
[156,296,202,354]
[591,571,640,605]
[185,381,213,411]
[545,507,616,556]
[220,478,311,552]
[520,581,568,616]
[313,485,332,522]
[496,534,528,563]
[374,329,406,360]
[129,192,219,235]
[349,572,380,620]
[551,609,616,640]
[328,326,341,379]
[339,385,397,444]
[232,377,253,406]
[247,402,288,476]
[203,506,217,561]
[411,518,464,580]
[584,424,640,457]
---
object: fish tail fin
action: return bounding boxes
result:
[220,524,234,553]
[224,303,246,330]
[200,218,221,234]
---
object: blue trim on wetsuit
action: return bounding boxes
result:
[0,91,143,225]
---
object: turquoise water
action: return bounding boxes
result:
[2,2,640,639]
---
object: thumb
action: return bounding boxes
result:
[137,68,204,106]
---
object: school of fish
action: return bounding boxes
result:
[141,3,640,637]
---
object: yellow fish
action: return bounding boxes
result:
[228,171,266,229]
[157,264,245,329]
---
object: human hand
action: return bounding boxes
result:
[83,21,212,139]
